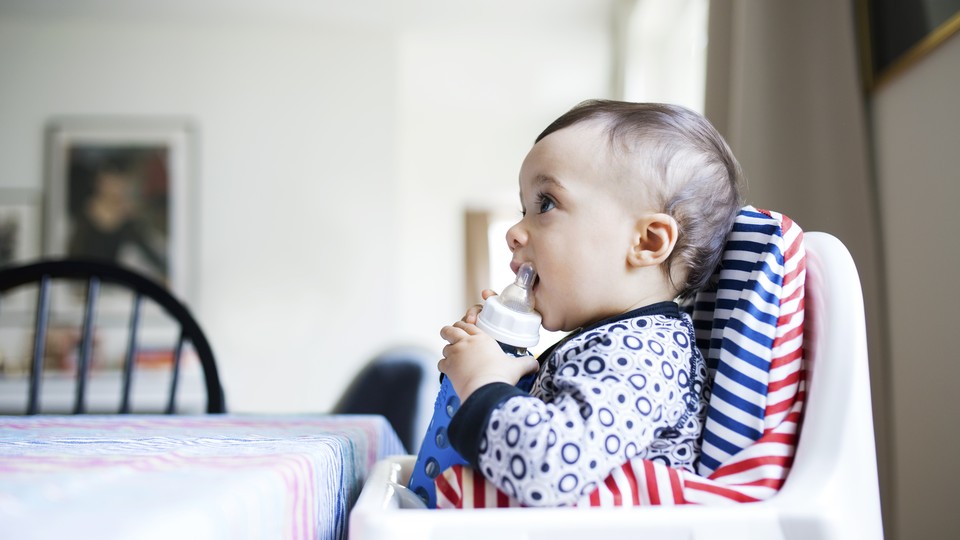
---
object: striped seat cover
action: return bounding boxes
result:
[437,207,806,508]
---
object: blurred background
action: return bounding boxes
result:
[1,0,957,538]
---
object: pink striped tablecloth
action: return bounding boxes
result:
[0,414,404,540]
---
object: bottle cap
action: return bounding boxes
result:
[476,263,542,348]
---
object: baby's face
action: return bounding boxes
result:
[506,122,651,332]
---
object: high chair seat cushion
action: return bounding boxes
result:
[436,207,806,508]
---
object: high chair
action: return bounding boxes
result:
[349,228,882,539]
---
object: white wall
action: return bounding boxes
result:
[871,33,960,540]
[0,13,399,411]
[393,16,611,350]
[0,2,613,412]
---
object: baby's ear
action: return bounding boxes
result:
[628,213,678,268]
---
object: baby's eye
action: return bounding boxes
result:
[536,193,556,214]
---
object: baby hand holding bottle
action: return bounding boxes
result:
[408,263,542,507]
[438,314,539,400]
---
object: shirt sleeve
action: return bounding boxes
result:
[453,326,695,507]
[448,382,527,467]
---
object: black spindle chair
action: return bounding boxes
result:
[0,259,225,414]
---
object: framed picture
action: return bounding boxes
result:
[858,0,960,90]
[44,117,194,299]
[0,188,41,268]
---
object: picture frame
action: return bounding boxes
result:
[43,117,195,299]
[858,0,960,90]
[0,188,42,268]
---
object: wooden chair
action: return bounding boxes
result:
[0,258,225,414]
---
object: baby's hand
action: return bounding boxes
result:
[462,289,498,324]
[438,320,537,401]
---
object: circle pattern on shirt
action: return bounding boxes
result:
[479,313,709,506]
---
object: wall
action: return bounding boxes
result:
[871,32,960,540]
[0,13,399,411]
[393,16,611,350]
[0,2,613,413]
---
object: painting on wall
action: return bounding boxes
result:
[0,189,41,268]
[859,0,960,89]
[43,118,194,298]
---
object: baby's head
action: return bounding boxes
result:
[508,100,743,330]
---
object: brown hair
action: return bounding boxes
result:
[537,100,744,299]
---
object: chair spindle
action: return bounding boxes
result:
[120,292,143,414]
[27,275,52,415]
[74,276,100,414]
[165,330,187,414]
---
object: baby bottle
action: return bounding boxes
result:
[407,263,541,508]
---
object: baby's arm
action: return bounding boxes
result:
[449,329,693,507]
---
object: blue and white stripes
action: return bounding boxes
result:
[692,207,801,476]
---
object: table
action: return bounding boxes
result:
[0,414,405,540]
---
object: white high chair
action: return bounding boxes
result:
[349,232,883,539]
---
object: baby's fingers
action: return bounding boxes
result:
[441,321,483,344]
[462,289,499,324]
[439,324,468,344]
[462,303,484,324]
[521,355,539,376]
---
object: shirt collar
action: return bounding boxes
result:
[538,301,681,360]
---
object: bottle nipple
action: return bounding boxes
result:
[498,263,537,313]
[476,262,541,348]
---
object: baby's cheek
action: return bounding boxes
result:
[537,287,571,331]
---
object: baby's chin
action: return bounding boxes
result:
[536,310,556,331]
[538,313,569,333]
[540,321,562,333]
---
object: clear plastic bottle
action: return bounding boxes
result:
[407,263,542,507]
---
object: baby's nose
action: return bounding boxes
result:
[505,222,526,251]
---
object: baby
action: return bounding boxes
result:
[439,100,744,507]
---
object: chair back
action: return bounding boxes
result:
[683,207,806,499]
[334,346,439,453]
[0,258,225,414]
[774,231,883,537]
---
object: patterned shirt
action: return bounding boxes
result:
[448,301,709,507]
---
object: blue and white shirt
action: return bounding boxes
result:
[448,301,709,507]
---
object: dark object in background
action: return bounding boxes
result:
[333,351,429,453]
